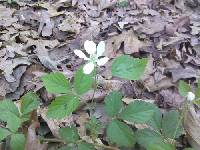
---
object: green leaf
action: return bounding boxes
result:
[162,110,182,139]
[184,148,195,150]
[74,67,94,95]
[10,134,25,150]
[77,142,95,150]
[57,146,73,150]
[104,91,123,117]
[41,72,71,94]
[47,95,79,119]
[112,55,148,80]
[119,101,155,123]
[147,106,162,131]
[136,128,165,149]
[0,100,19,116]
[147,142,175,150]
[0,100,21,132]
[21,92,40,115]
[178,80,191,97]
[106,119,135,147]
[59,127,79,143]
[0,128,11,141]
[195,79,200,99]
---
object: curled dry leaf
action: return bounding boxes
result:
[25,122,48,150]
[39,108,74,138]
[168,65,200,82]
[105,30,145,57]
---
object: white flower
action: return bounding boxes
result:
[187,92,195,101]
[74,40,109,74]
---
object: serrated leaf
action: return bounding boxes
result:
[147,142,175,150]
[77,142,95,150]
[74,67,94,95]
[106,119,135,147]
[0,100,21,132]
[0,128,11,141]
[47,95,79,119]
[112,55,148,80]
[41,72,71,94]
[178,80,191,97]
[104,91,123,117]
[136,128,165,149]
[21,92,40,115]
[119,101,155,123]
[147,106,162,131]
[162,110,182,139]
[10,134,25,150]
[0,100,19,116]
[59,127,79,143]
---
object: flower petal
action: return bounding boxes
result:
[84,40,96,55]
[97,57,109,66]
[74,50,89,60]
[97,41,105,57]
[83,62,95,74]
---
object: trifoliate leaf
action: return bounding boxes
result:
[59,127,79,143]
[106,119,135,147]
[74,67,94,95]
[47,95,79,119]
[10,134,25,150]
[178,80,191,97]
[41,72,71,94]
[119,101,155,123]
[21,92,40,115]
[104,91,123,117]
[112,55,148,80]
[0,128,11,141]
[162,110,182,139]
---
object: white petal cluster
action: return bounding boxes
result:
[74,40,109,74]
[187,92,195,101]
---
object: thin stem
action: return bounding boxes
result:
[173,99,189,140]
[41,138,64,143]
[89,72,98,116]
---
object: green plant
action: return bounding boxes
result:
[0,92,39,150]
[0,40,196,149]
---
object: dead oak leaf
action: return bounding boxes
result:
[105,30,145,57]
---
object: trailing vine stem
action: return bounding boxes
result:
[172,99,189,141]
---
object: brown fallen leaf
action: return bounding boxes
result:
[39,108,74,138]
[160,89,184,107]
[0,5,18,26]
[168,65,200,82]
[105,30,146,57]
[25,122,48,150]
[165,16,190,35]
